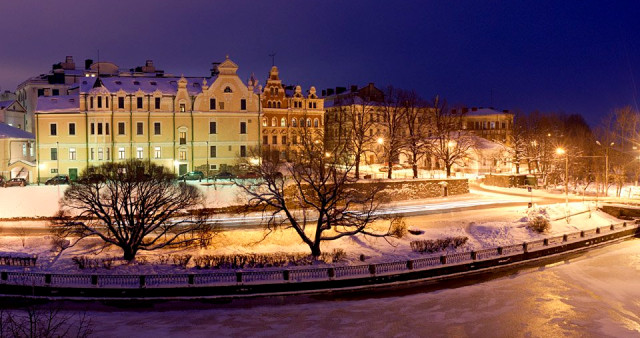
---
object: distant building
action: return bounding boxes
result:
[459,107,514,145]
[0,100,27,130]
[34,56,260,183]
[0,123,35,181]
[260,66,324,161]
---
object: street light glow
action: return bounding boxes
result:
[377,137,384,145]
[556,147,565,155]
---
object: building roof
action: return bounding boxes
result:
[35,95,79,113]
[465,108,512,117]
[0,123,34,139]
[79,76,210,95]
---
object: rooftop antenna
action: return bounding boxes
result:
[269,53,276,66]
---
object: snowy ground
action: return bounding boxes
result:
[0,201,623,275]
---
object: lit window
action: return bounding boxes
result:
[90,148,94,160]
[154,147,161,159]
[118,147,125,159]
[179,131,187,145]
[98,148,103,160]
[69,148,76,160]
[136,147,143,159]
[292,118,297,127]
[262,118,267,127]
[179,150,187,161]
[180,103,186,112]
[280,118,286,127]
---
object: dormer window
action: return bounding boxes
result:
[133,81,140,85]
[150,81,157,86]
[115,81,122,85]
[224,86,232,93]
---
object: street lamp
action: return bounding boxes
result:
[595,141,614,197]
[556,147,568,208]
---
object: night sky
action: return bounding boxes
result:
[1,0,640,125]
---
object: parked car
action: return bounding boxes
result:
[0,177,5,188]
[214,171,237,180]
[45,175,70,185]
[5,178,27,187]
[378,166,389,172]
[179,171,205,181]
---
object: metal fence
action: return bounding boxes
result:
[0,222,636,290]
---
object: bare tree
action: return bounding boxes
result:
[504,111,527,174]
[0,305,92,338]
[400,90,430,178]
[52,160,215,261]
[428,96,475,177]
[380,86,407,179]
[237,128,401,257]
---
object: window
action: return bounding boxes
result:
[97,123,103,135]
[210,98,216,110]
[210,145,216,158]
[292,118,297,127]
[90,148,94,160]
[106,122,110,135]
[241,99,246,110]
[118,97,124,109]
[137,97,143,109]
[69,123,76,136]
[51,148,57,161]
[280,118,286,127]
[307,119,311,127]
[209,121,217,134]
[272,136,277,145]
[262,118,267,127]
[136,122,143,135]
[90,97,94,109]
[240,122,247,134]
[90,123,95,135]
[50,168,58,174]
[210,164,217,170]
[50,123,57,136]
[219,101,224,110]
[155,97,160,110]
[154,122,161,135]
[37,89,45,97]
[179,103,186,112]
[154,147,161,159]
[224,86,232,93]
[136,147,143,159]
[263,135,268,145]
[98,96,102,108]
[69,148,76,160]
[240,145,246,157]
[179,150,187,161]
[98,148,103,160]
[179,131,186,145]
[271,118,276,127]
[118,122,125,135]
[106,147,110,160]
[282,136,287,144]
[267,101,272,108]
[118,147,125,159]
[314,118,319,128]
[52,89,59,96]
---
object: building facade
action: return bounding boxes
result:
[460,107,514,145]
[34,57,260,182]
[0,100,27,130]
[260,66,324,160]
[0,123,35,181]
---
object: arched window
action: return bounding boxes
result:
[307,119,311,127]
[277,101,281,108]
[262,118,267,127]
[292,118,297,127]
[224,86,232,93]
[271,117,276,127]
[267,101,272,108]
[275,88,279,95]
[313,118,319,128]
[280,118,286,127]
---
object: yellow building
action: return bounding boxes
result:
[34,57,260,182]
[0,123,35,181]
[459,107,514,145]
[260,66,324,160]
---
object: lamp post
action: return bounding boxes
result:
[595,141,614,197]
[556,147,568,207]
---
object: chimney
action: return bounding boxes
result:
[327,88,335,96]
[336,86,347,95]
[462,108,469,114]
[210,62,221,77]
[84,59,93,70]
[350,85,358,93]
[502,109,509,113]
[141,60,155,73]
[321,89,326,96]
[471,107,478,112]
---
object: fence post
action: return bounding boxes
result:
[1,271,7,281]
[440,255,447,264]
[580,230,585,237]
[139,275,146,288]
[610,224,615,230]
[623,222,627,227]
[523,242,528,253]
[543,239,549,246]
[471,251,477,260]
[563,234,568,242]
[596,227,601,234]
[497,247,503,255]
[407,260,414,270]
[283,270,290,281]
[236,272,243,283]
[188,274,195,285]
[91,275,98,286]
[327,268,335,279]
[368,264,376,275]
[45,274,51,285]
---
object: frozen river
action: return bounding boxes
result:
[81,238,640,337]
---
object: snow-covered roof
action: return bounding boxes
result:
[0,123,34,139]
[465,108,511,117]
[79,76,211,95]
[36,95,79,113]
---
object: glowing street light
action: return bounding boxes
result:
[377,137,384,145]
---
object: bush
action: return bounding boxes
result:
[527,216,550,233]
[71,256,116,270]
[410,236,469,254]
[190,251,349,270]
[320,249,346,263]
[171,254,192,268]
[389,217,408,238]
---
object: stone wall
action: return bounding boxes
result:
[484,174,536,188]
[356,178,469,202]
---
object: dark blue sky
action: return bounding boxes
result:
[1,0,639,125]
